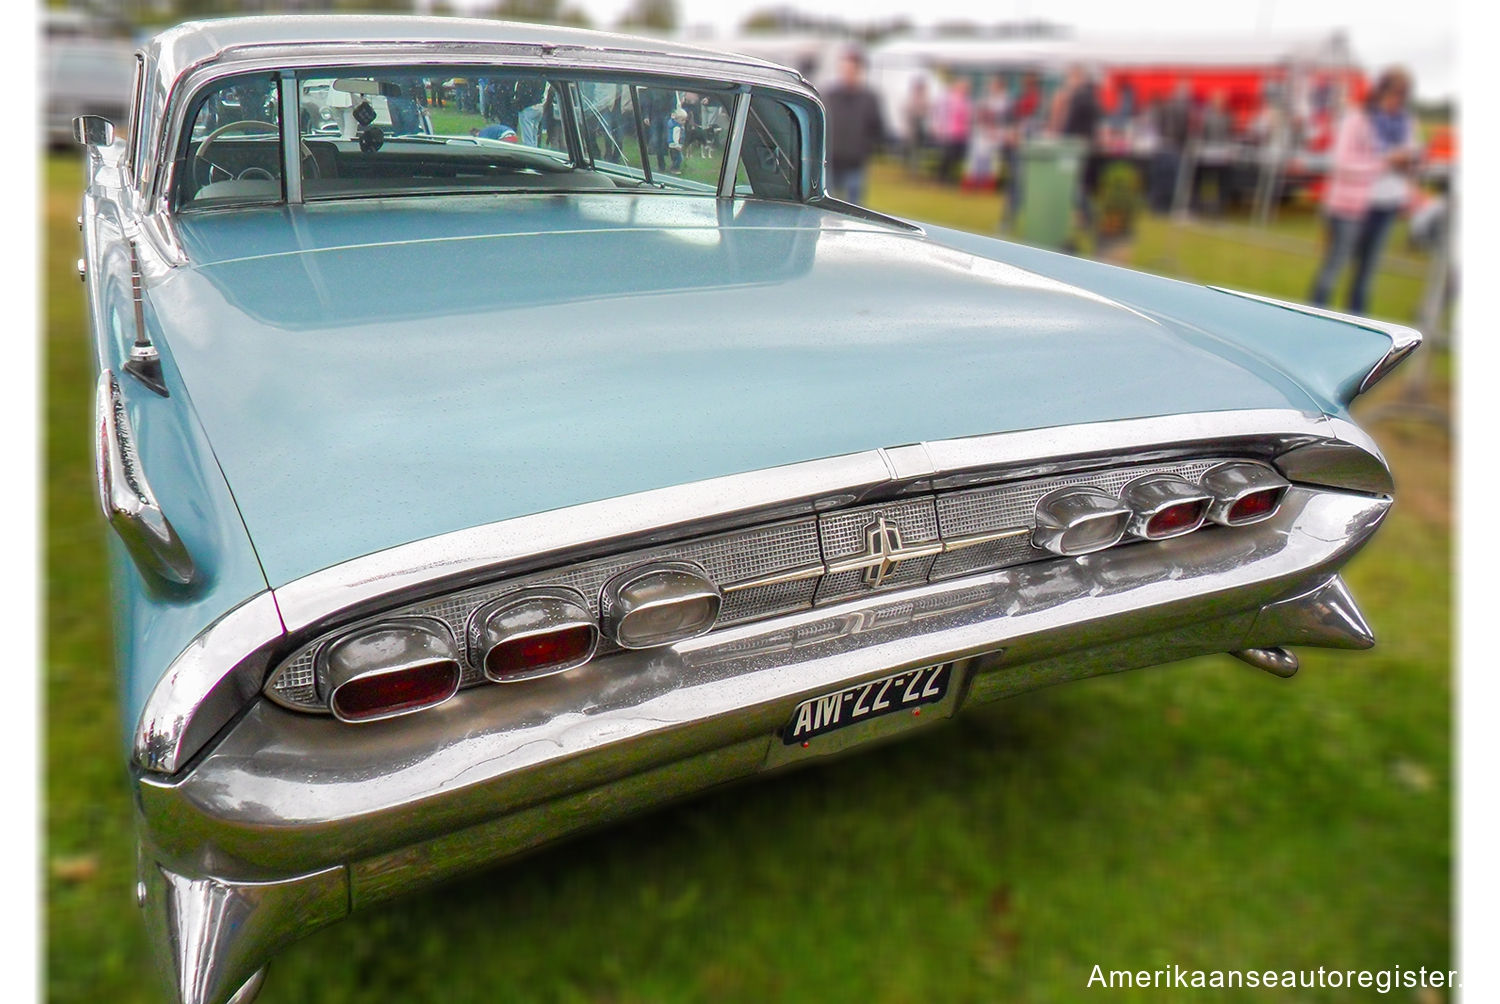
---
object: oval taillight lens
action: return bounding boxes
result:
[472,590,599,683]
[1145,498,1210,538]
[1227,486,1286,524]
[1200,463,1292,527]
[330,660,462,722]
[485,624,597,680]
[321,618,462,723]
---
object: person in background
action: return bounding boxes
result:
[935,76,972,184]
[1000,74,1042,233]
[1151,80,1193,212]
[964,76,1008,190]
[1055,66,1103,230]
[472,122,518,142]
[666,108,687,173]
[513,77,547,147]
[387,83,422,136]
[902,77,931,175]
[639,87,675,172]
[824,49,886,205]
[1195,89,1234,216]
[1309,67,1421,315]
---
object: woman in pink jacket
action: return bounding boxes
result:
[1308,68,1421,315]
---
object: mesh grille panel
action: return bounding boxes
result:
[264,455,1244,712]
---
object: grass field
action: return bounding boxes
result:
[425,108,725,187]
[46,153,1452,1002]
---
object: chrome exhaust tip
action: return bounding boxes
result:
[1231,646,1300,678]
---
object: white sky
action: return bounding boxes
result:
[565,0,1456,100]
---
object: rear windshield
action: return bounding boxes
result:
[176,66,809,209]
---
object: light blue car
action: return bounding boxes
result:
[75,15,1419,1004]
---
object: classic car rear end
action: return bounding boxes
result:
[76,16,1417,1004]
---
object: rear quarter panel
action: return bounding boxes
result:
[82,146,273,754]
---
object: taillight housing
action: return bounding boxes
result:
[1120,474,1212,540]
[320,618,461,723]
[600,562,722,649]
[1200,462,1291,527]
[1033,486,1131,556]
[470,589,599,683]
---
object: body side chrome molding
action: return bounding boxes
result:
[1207,286,1422,395]
[134,407,1385,775]
[134,592,285,775]
[96,370,194,585]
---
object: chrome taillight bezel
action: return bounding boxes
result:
[1032,486,1132,556]
[1200,462,1292,527]
[318,616,462,724]
[468,587,599,683]
[1120,473,1213,540]
[600,561,722,650]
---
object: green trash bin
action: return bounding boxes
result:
[1014,137,1085,251]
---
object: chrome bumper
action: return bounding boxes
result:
[134,485,1387,1004]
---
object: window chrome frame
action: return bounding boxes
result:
[142,44,825,246]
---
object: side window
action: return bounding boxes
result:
[737,94,802,201]
[637,86,732,189]
[575,81,645,170]
[177,74,283,208]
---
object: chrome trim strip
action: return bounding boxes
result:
[277,74,302,204]
[1207,286,1422,395]
[134,592,286,775]
[273,409,1340,635]
[940,527,1032,552]
[95,370,195,585]
[136,407,1385,775]
[718,88,750,199]
[273,450,891,634]
[721,564,827,593]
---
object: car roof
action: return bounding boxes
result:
[145,15,808,93]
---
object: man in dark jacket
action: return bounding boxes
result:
[824,50,886,205]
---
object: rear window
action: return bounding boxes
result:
[173,65,814,208]
[290,67,735,201]
[176,73,283,208]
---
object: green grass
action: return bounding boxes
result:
[423,110,724,188]
[46,154,1451,1002]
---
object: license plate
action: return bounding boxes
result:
[782,664,951,745]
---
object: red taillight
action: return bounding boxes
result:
[1228,487,1285,524]
[1201,463,1292,526]
[1146,499,1210,538]
[473,590,598,683]
[485,625,596,678]
[330,660,461,722]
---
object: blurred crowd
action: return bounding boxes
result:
[824,50,1446,312]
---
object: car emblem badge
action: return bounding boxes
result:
[829,515,942,588]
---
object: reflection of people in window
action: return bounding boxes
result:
[514,78,546,146]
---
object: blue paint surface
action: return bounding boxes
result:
[155,194,1349,586]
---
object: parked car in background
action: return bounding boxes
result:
[45,34,135,147]
[75,16,1419,1004]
